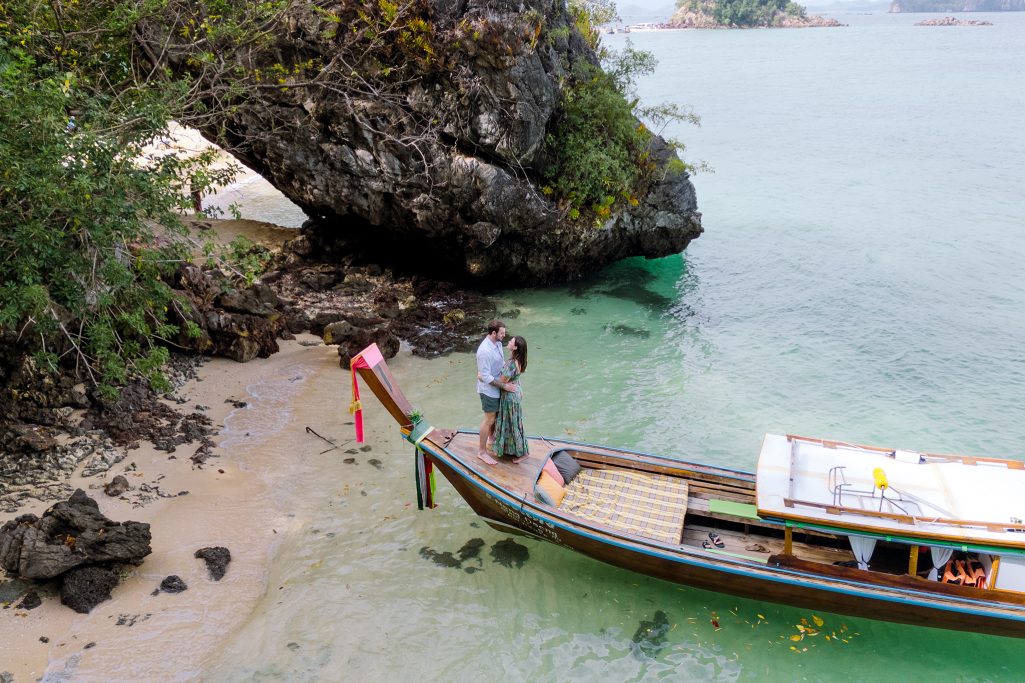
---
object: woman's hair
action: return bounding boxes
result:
[511,336,528,372]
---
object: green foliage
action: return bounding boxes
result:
[216,236,273,286]
[543,40,701,218]
[699,0,809,26]
[0,0,268,395]
[568,0,618,50]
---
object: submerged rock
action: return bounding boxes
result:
[490,538,529,568]
[632,609,671,658]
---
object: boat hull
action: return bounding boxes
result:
[422,439,1025,639]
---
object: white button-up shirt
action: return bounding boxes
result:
[476,337,504,398]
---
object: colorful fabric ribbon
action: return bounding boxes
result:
[349,355,369,443]
[415,447,437,510]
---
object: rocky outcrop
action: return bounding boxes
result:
[61,565,120,613]
[0,489,151,612]
[892,0,1022,10]
[268,251,498,367]
[168,262,292,363]
[0,489,151,580]
[670,0,844,27]
[135,0,703,283]
[195,546,231,581]
[914,15,993,22]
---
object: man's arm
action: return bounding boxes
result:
[476,348,495,386]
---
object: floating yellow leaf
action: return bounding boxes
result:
[790,646,798,651]
[812,615,824,627]
[757,614,766,620]
[790,634,803,641]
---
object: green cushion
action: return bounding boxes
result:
[708,499,760,520]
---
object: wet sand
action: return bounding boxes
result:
[0,336,370,681]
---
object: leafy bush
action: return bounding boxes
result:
[543,39,700,218]
[0,0,253,395]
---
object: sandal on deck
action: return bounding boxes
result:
[702,540,714,550]
[708,532,725,549]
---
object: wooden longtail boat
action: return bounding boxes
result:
[352,343,1025,638]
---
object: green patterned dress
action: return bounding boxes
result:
[493,359,527,458]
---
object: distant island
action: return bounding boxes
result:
[890,0,1023,11]
[670,0,844,27]
[914,14,994,21]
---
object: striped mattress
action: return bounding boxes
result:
[560,468,689,545]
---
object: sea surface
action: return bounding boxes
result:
[204,12,1025,681]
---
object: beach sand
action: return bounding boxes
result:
[0,336,373,681]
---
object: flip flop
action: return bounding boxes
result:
[708,532,725,549]
[701,540,713,550]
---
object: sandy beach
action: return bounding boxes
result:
[0,336,366,681]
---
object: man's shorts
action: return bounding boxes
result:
[479,393,500,414]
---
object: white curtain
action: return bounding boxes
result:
[848,536,877,570]
[928,546,954,581]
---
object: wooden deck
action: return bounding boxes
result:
[440,430,853,566]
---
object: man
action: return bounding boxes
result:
[476,319,506,465]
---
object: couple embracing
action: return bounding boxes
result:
[475,319,528,466]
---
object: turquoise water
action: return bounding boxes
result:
[207,13,1025,681]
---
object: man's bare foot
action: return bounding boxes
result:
[477,452,498,465]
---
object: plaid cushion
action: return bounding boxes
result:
[559,468,689,545]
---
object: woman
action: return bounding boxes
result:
[493,335,528,461]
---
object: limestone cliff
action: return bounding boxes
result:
[135,0,702,284]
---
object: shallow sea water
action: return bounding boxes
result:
[203,12,1025,682]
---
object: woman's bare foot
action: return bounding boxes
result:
[512,455,529,464]
[477,452,498,465]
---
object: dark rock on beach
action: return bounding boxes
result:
[60,566,120,613]
[104,475,130,497]
[270,259,497,366]
[195,546,231,581]
[158,575,188,594]
[0,489,151,580]
[17,591,42,610]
